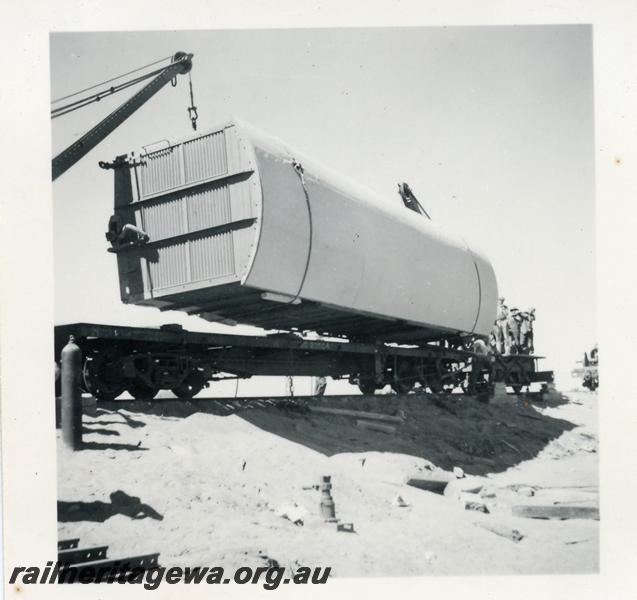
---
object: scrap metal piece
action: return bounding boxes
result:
[58,546,108,566]
[58,538,80,551]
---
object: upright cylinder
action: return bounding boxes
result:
[320,475,337,522]
[61,336,83,450]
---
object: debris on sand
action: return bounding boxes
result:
[475,522,524,543]
[453,466,465,479]
[392,495,409,508]
[465,501,489,514]
[512,505,599,521]
[274,503,308,526]
[444,476,485,500]
[511,485,536,497]
[406,475,451,495]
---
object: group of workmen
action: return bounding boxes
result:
[489,297,535,355]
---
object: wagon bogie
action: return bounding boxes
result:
[82,354,126,401]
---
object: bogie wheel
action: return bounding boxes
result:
[422,359,448,394]
[171,371,206,399]
[127,382,159,401]
[426,378,444,394]
[83,356,125,401]
[391,380,414,394]
[358,379,376,395]
[391,361,416,394]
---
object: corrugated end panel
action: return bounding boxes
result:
[147,242,189,291]
[186,184,232,230]
[140,147,182,197]
[189,231,235,282]
[127,127,257,299]
[183,131,228,184]
[139,130,228,199]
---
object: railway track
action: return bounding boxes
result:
[95,395,336,417]
[89,390,547,418]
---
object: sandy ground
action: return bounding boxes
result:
[57,390,598,576]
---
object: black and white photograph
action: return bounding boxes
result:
[49,25,598,577]
[2,3,636,598]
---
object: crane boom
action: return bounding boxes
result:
[52,52,193,181]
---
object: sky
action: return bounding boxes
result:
[50,26,595,390]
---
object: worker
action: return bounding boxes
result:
[507,308,522,354]
[468,338,493,393]
[119,223,149,245]
[519,307,535,354]
[488,327,498,353]
[494,297,509,354]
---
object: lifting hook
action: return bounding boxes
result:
[187,71,198,131]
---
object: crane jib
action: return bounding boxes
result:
[51,53,193,181]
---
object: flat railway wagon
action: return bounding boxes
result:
[55,322,478,400]
[56,120,552,400]
[54,323,551,400]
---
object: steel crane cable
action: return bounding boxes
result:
[51,54,174,104]
[187,71,198,130]
[50,64,171,119]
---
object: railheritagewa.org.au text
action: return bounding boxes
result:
[10,562,331,590]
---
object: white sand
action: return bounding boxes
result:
[58,391,598,575]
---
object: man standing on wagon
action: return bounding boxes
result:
[494,297,509,354]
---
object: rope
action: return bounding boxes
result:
[290,161,313,304]
[51,55,173,104]
[51,65,169,119]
